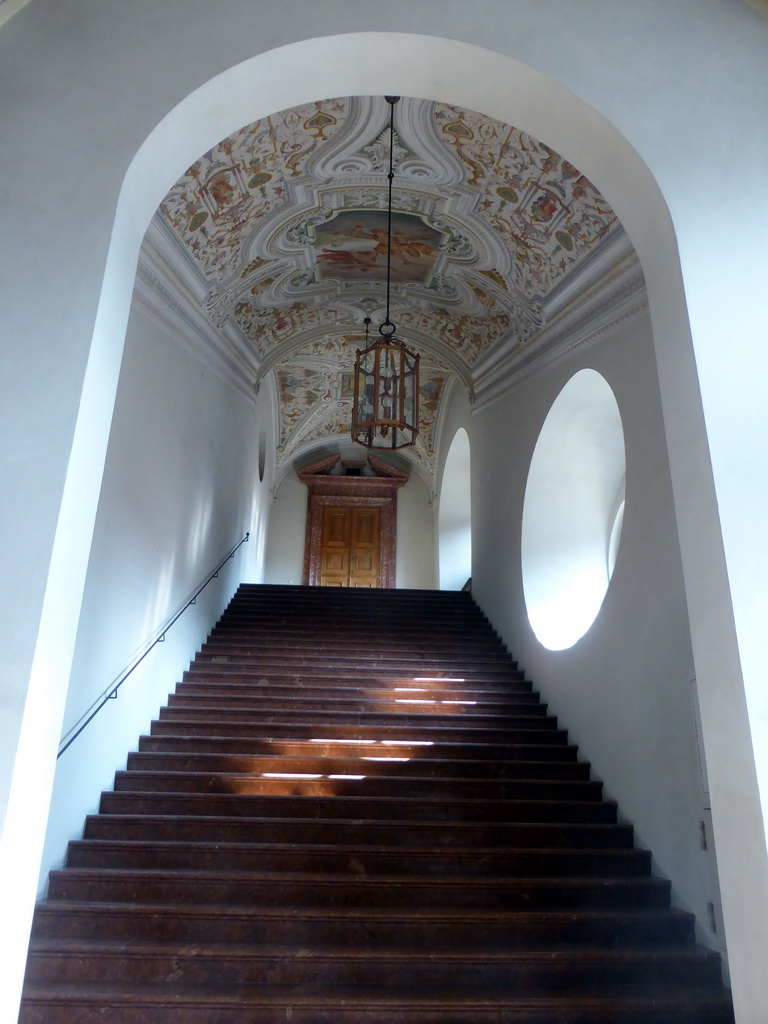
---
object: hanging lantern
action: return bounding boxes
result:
[351,97,420,450]
[352,318,419,449]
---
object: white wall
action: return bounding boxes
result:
[2,6,767,1019]
[265,470,436,590]
[39,302,271,889]
[264,472,309,586]
[396,477,437,590]
[470,312,722,953]
[438,428,472,591]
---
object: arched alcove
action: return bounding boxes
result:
[438,428,472,591]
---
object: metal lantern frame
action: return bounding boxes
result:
[351,96,420,451]
[352,319,420,450]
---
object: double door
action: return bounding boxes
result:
[319,505,381,588]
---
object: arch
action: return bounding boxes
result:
[438,428,472,591]
[12,29,764,1022]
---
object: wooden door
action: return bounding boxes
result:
[319,505,381,587]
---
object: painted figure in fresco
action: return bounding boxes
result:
[205,172,236,211]
[317,223,435,271]
[315,211,440,283]
[530,192,559,223]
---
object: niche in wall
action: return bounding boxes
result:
[438,427,472,590]
[521,369,626,650]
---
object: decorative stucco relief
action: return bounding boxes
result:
[147,95,628,487]
[432,103,617,300]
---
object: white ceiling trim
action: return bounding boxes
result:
[472,261,647,412]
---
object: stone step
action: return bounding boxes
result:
[17,982,737,1024]
[124,749,583,778]
[149,716,560,746]
[183,664,530,684]
[32,902,694,946]
[63,839,653,877]
[166,693,543,716]
[112,769,605,801]
[171,680,542,702]
[82,814,634,850]
[25,938,723,988]
[200,635,511,655]
[157,706,555,731]
[138,733,569,758]
[46,868,669,910]
[98,790,616,824]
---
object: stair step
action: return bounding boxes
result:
[157,706,556,731]
[150,717,561,745]
[193,652,517,669]
[182,670,532,690]
[64,839,652,876]
[171,681,543,703]
[207,637,504,649]
[139,734,569,758]
[82,814,634,849]
[99,790,616,823]
[32,902,695,946]
[25,937,723,987]
[167,688,540,712]
[124,750,583,778]
[113,769,605,800]
[200,642,512,661]
[46,868,670,909]
[17,982,736,1024]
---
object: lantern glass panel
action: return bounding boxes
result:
[352,338,419,450]
[356,347,375,428]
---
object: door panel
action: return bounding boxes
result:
[319,506,351,586]
[349,508,380,587]
[324,508,350,544]
[319,505,381,587]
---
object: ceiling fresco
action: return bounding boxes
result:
[273,332,450,480]
[144,95,633,488]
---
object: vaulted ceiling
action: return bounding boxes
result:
[137,95,645,492]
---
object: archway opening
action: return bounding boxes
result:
[439,428,472,590]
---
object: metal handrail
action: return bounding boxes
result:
[57,531,250,759]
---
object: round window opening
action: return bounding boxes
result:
[521,369,626,651]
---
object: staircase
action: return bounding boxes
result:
[21,584,734,1023]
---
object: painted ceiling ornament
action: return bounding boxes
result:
[352,98,420,451]
[362,125,410,172]
[145,94,631,489]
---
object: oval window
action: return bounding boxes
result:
[521,369,626,650]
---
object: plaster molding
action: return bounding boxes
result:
[271,431,434,503]
[472,268,648,412]
[139,219,262,375]
[132,260,257,403]
[138,93,630,487]
[431,373,463,471]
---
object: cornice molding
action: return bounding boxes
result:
[133,260,258,403]
[472,264,648,413]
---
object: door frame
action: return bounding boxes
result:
[299,454,408,588]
